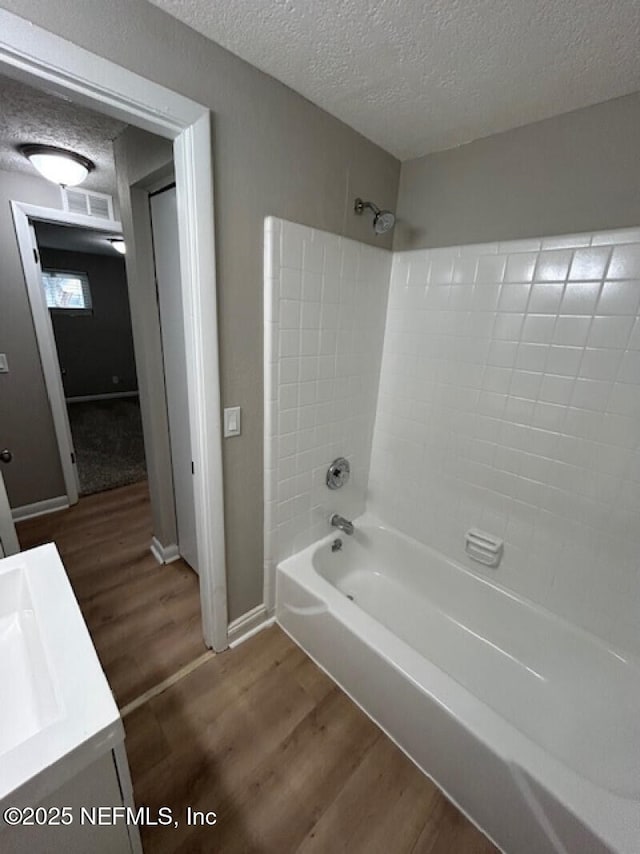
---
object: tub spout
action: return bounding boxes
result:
[330,514,354,535]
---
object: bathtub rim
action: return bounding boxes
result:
[276,515,640,854]
[299,511,640,671]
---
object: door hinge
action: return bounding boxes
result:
[71,452,76,464]
[33,247,39,265]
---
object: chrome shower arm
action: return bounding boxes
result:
[354,198,381,216]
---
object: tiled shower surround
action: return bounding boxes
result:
[265,221,640,655]
[263,218,391,604]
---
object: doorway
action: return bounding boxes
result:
[34,220,146,498]
[0,9,227,650]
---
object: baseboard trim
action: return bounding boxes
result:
[228,604,274,648]
[12,495,69,522]
[66,391,139,403]
[150,537,180,565]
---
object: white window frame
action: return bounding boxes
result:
[0,10,228,652]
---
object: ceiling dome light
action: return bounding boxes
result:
[108,238,126,255]
[21,144,94,187]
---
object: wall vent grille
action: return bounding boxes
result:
[60,187,115,221]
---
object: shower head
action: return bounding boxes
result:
[373,209,396,235]
[354,198,396,235]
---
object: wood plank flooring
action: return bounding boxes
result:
[124,626,498,853]
[16,483,497,853]
[15,481,206,707]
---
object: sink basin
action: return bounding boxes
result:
[0,544,122,811]
[0,567,61,754]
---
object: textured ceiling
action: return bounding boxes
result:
[0,75,126,195]
[34,222,125,257]
[148,0,640,159]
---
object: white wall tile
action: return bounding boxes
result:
[534,249,572,281]
[541,233,591,250]
[546,345,582,376]
[591,228,640,245]
[528,283,564,314]
[476,254,507,282]
[266,221,640,656]
[607,244,640,279]
[597,280,640,315]
[522,314,556,344]
[368,228,640,658]
[516,342,548,372]
[560,282,601,314]
[265,219,391,568]
[498,283,530,312]
[617,349,640,383]
[568,247,611,281]
[579,348,622,381]
[279,300,300,329]
[552,315,591,346]
[588,315,634,349]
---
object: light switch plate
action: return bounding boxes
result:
[0,354,8,373]
[223,406,241,438]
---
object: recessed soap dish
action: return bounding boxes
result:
[465,528,504,568]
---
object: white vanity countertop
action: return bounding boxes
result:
[0,543,122,811]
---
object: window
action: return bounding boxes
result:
[42,270,92,312]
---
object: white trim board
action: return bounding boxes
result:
[0,8,228,651]
[0,12,203,136]
[12,496,69,522]
[228,604,274,648]
[150,537,181,566]
[66,391,139,403]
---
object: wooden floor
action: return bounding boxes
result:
[125,626,497,853]
[16,481,206,707]
[17,484,497,853]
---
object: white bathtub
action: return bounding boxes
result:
[276,514,640,854]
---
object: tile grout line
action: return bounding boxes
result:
[120,650,215,718]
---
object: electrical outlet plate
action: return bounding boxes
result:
[0,354,8,373]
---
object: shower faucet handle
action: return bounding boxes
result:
[326,457,350,489]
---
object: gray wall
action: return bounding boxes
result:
[42,248,137,398]
[394,92,640,251]
[0,0,400,619]
[0,168,66,508]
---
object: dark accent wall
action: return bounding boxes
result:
[41,248,137,398]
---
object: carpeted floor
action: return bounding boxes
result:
[67,397,147,496]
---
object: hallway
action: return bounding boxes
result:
[16,481,205,707]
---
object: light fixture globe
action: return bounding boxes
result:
[21,144,94,187]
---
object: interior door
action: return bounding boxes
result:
[0,461,19,557]
[27,223,80,500]
[149,186,198,573]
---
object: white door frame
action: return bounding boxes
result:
[0,468,20,557]
[12,202,124,506]
[0,10,228,651]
